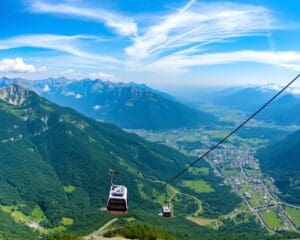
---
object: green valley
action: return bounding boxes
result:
[130,102,300,238]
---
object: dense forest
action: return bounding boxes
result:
[257,130,300,204]
[104,223,177,240]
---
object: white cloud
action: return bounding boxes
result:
[30,1,137,36]
[64,91,76,97]
[125,1,274,62]
[0,58,46,73]
[289,88,300,95]
[262,83,300,95]
[40,66,47,72]
[66,69,75,74]
[88,72,113,80]
[63,91,82,99]
[93,105,101,110]
[0,34,118,64]
[62,69,83,79]
[1,1,297,86]
[75,94,82,99]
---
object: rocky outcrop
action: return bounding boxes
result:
[0,84,30,105]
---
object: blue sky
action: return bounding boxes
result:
[0,0,300,87]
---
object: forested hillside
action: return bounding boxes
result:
[0,84,239,239]
[257,130,300,204]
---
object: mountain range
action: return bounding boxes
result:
[213,85,300,125]
[0,77,218,130]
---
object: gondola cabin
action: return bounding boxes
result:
[107,185,128,215]
[162,206,171,218]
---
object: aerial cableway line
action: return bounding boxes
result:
[106,74,299,217]
[158,74,300,192]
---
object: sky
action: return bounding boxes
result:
[1,0,300,88]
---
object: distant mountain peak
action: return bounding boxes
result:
[259,83,281,92]
[0,84,30,105]
[260,83,300,95]
[0,77,217,129]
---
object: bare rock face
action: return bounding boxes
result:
[0,84,29,105]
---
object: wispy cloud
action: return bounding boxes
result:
[122,1,300,75]
[125,1,274,61]
[0,34,119,63]
[0,58,47,73]
[141,50,300,72]
[2,0,297,84]
[30,1,138,36]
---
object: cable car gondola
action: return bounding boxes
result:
[162,201,171,218]
[107,170,128,215]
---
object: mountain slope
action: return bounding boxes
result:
[0,77,218,130]
[257,130,300,204]
[214,86,300,125]
[215,87,275,113]
[0,84,242,239]
[0,84,192,236]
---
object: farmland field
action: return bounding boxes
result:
[285,207,300,228]
[182,180,214,193]
[260,210,283,229]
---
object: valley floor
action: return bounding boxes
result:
[203,145,300,233]
[129,112,300,235]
